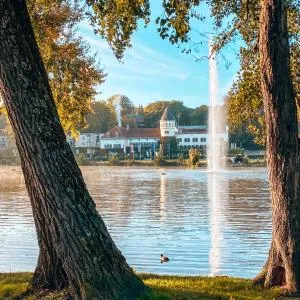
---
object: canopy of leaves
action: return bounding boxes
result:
[28,0,105,137]
[227,5,300,146]
[81,101,116,133]
[190,105,208,125]
[142,100,209,127]
[106,94,137,127]
[86,0,151,59]
[143,100,189,127]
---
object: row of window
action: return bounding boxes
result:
[178,145,206,150]
[104,142,157,149]
[177,137,206,143]
[162,122,175,128]
[104,144,122,149]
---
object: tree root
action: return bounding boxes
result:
[253,265,286,289]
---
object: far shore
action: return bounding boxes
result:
[0,160,267,168]
[67,158,267,168]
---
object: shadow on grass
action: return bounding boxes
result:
[0,273,284,300]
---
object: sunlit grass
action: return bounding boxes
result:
[139,274,282,299]
[0,273,284,299]
[0,273,29,299]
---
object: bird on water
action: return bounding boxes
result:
[160,253,169,263]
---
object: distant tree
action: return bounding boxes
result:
[107,94,136,127]
[229,126,264,151]
[81,101,116,133]
[190,105,208,126]
[144,100,190,127]
[168,101,192,125]
[135,104,145,115]
[144,101,168,127]
[28,0,105,137]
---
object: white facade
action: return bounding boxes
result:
[160,107,177,137]
[176,133,208,148]
[99,137,159,150]
[68,133,103,148]
[160,120,176,137]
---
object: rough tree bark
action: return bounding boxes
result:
[0,1,147,299]
[254,0,300,293]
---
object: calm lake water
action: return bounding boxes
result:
[0,166,271,278]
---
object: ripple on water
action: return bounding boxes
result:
[0,166,271,277]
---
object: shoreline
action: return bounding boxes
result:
[0,161,267,169]
[76,160,267,168]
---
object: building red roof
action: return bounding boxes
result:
[102,126,160,138]
[177,128,207,134]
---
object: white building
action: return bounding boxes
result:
[68,107,229,157]
[160,107,177,137]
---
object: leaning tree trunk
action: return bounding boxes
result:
[254,0,300,293]
[0,1,147,299]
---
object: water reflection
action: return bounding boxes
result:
[0,166,271,277]
[160,172,166,220]
[208,172,228,276]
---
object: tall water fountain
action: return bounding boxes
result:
[208,43,225,171]
[208,42,228,276]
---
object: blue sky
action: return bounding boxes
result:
[78,2,240,108]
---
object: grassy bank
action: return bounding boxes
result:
[0,273,284,299]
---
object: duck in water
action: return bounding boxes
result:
[160,253,169,263]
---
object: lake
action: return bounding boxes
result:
[0,166,271,278]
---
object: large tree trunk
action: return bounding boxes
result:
[0,1,147,299]
[254,0,300,293]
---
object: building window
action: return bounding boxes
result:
[192,138,198,142]
[82,136,86,140]
[177,138,182,143]
[184,138,190,142]
[165,131,169,134]
[200,137,206,142]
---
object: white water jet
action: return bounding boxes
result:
[112,95,122,127]
[208,43,225,171]
[207,42,228,276]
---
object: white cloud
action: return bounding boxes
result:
[78,22,191,81]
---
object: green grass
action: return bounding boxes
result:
[0,273,284,300]
[0,273,29,299]
[139,274,282,299]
